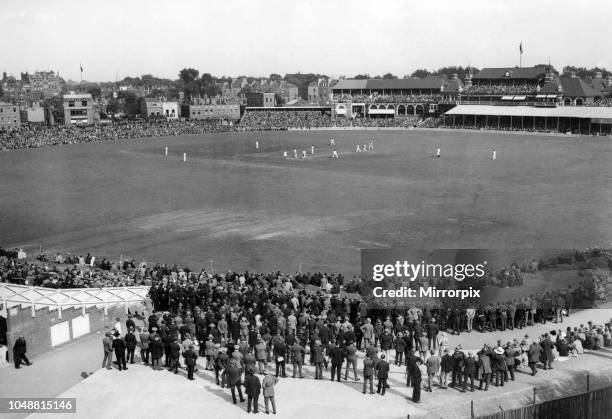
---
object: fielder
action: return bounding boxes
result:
[330,138,335,147]
[492,149,497,160]
[311,145,315,155]
[331,150,339,159]
[255,140,259,150]
[293,149,298,159]
[283,151,287,160]
[356,144,361,152]
[436,148,441,158]
[369,141,374,151]
[302,150,307,159]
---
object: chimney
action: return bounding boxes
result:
[452,73,458,81]
[595,71,603,79]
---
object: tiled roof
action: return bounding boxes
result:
[332,78,443,91]
[540,77,600,97]
[472,66,548,80]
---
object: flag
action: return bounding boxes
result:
[519,42,523,54]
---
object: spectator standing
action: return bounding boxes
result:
[244,370,261,414]
[183,344,198,380]
[262,371,278,415]
[102,332,113,370]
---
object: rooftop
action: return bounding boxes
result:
[473,66,549,80]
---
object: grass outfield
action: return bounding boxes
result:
[1,129,612,275]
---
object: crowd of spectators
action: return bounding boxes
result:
[0,120,233,150]
[333,94,443,103]
[240,111,334,130]
[91,247,612,409]
[463,83,540,95]
[349,116,421,128]
[592,97,612,107]
[418,117,444,128]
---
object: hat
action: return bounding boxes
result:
[215,343,221,348]
[494,347,504,355]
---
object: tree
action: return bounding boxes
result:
[533,64,558,75]
[562,66,588,79]
[382,73,397,79]
[86,86,102,100]
[183,80,201,99]
[118,91,141,115]
[147,88,166,98]
[106,98,120,115]
[200,73,219,97]
[353,74,370,79]
[269,73,282,82]
[178,68,200,84]
[410,69,430,78]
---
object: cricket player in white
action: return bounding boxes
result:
[492,149,497,160]
[293,149,298,159]
[369,141,374,151]
[302,150,306,159]
[283,151,287,160]
[356,144,361,152]
[331,150,339,159]
[436,148,441,158]
[255,140,259,149]
[330,138,335,147]
[311,145,315,155]
[363,144,367,152]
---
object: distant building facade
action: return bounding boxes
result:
[23,104,45,123]
[188,103,240,120]
[63,92,95,125]
[29,71,62,99]
[0,102,21,130]
[246,92,275,107]
[141,98,163,118]
[162,101,179,119]
[308,78,333,105]
[272,81,299,103]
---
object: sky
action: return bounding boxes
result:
[1,0,611,82]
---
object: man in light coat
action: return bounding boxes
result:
[425,349,440,392]
[360,318,374,347]
[262,371,278,415]
[102,332,113,370]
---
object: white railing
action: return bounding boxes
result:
[0,283,149,318]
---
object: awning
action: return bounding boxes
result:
[501,96,514,100]
[536,95,547,98]
[547,95,558,98]
[444,104,612,120]
[513,96,526,100]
